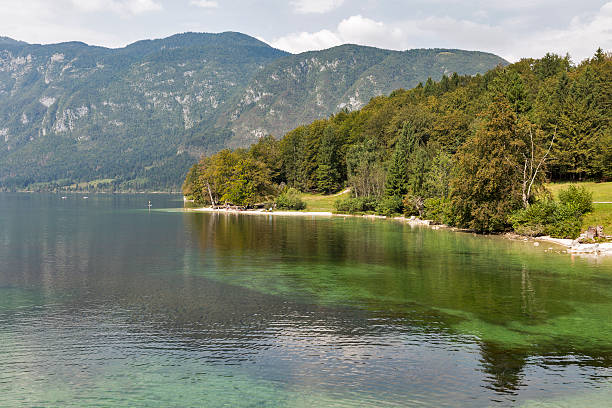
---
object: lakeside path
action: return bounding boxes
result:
[188,206,612,256]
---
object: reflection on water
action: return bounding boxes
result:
[1,193,611,407]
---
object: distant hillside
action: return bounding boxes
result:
[225,46,507,146]
[0,32,507,191]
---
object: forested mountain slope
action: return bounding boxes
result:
[225,46,506,146]
[0,32,506,191]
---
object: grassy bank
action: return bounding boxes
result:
[547,182,612,203]
[300,189,350,212]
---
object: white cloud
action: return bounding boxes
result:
[0,0,143,46]
[291,0,344,14]
[271,15,409,53]
[520,2,612,62]
[272,30,341,54]
[270,4,611,62]
[189,0,219,8]
[71,0,162,15]
[337,15,405,47]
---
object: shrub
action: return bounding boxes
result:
[510,185,594,239]
[509,200,557,236]
[558,185,593,216]
[334,196,378,214]
[423,197,453,225]
[275,188,306,210]
[548,204,583,239]
[376,196,403,216]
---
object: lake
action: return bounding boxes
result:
[1,193,611,407]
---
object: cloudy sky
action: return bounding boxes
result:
[1,0,610,62]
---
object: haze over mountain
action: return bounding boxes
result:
[0,32,507,191]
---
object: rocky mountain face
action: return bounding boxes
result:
[225,46,507,147]
[0,32,507,190]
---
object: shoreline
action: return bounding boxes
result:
[9,191,180,194]
[188,206,612,256]
[533,235,612,255]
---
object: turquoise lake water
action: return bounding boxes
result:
[1,193,611,407]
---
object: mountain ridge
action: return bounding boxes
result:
[0,32,507,191]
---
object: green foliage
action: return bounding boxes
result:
[424,151,453,198]
[182,162,205,204]
[451,98,523,232]
[316,164,336,194]
[384,123,414,198]
[407,144,430,198]
[548,205,584,239]
[334,196,378,214]
[279,127,309,190]
[345,139,385,198]
[510,200,558,236]
[275,188,306,210]
[221,157,273,206]
[183,148,272,207]
[249,135,283,184]
[316,125,343,193]
[558,185,594,215]
[533,53,571,80]
[423,198,454,225]
[510,185,594,238]
[376,196,404,217]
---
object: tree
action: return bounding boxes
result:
[182,161,204,202]
[407,144,429,198]
[206,149,240,205]
[279,127,308,189]
[316,125,342,193]
[490,70,531,114]
[512,121,555,208]
[221,156,273,206]
[346,139,386,198]
[451,97,523,232]
[549,66,603,180]
[384,123,414,198]
[533,52,570,80]
[423,77,436,96]
[425,150,453,199]
[249,135,282,184]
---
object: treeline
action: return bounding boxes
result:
[184,50,611,236]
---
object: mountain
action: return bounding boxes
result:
[225,46,507,146]
[0,37,27,46]
[0,32,507,191]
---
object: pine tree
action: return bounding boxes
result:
[316,125,341,193]
[440,75,450,93]
[451,97,523,232]
[423,77,436,96]
[385,123,414,198]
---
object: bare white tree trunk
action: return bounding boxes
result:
[206,180,215,206]
[521,126,556,208]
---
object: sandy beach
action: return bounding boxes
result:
[192,207,334,217]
